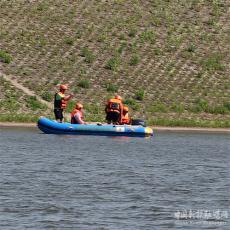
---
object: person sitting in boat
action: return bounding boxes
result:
[120,106,131,125]
[105,94,123,125]
[71,103,86,124]
[54,84,73,123]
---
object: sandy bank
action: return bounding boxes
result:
[0,122,229,134]
[152,126,230,134]
[0,122,36,128]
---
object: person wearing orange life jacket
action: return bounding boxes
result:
[71,103,86,124]
[54,84,73,123]
[121,106,131,125]
[105,94,124,124]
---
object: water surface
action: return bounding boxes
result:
[0,127,229,229]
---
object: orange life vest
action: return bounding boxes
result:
[106,98,123,114]
[121,113,131,124]
[54,92,67,109]
[71,109,84,124]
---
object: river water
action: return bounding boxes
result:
[0,127,229,230]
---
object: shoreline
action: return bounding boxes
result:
[0,122,229,134]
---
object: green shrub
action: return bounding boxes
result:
[80,47,95,63]
[153,48,162,55]
[187,43,196,53]
[106,56,121,71]
[170,103,184,113]
[207,106,228,114]
[117,42,127,54]
[64,37,74,45]
[75,30,82,39]
[189,99,208,113]
[189,99,229,114]
[123,98,140,111]
[0,98,20,111]
[130,54,140,66]
[147,103,168,113]
[0,50,12,63]
[135,89,145,101]
[128,28,137,37]
[201,53,224,71]
[97,33,107,42]
[139,30,156,43]
[41,92,53,102]
[84,103,101,114]
[223,102,230,111]
[37,3,48,11]
[106,83,119,92]
[26,96,47,110]
[78,79,90,88]
[195,72,203,78]
[66,100,75,113]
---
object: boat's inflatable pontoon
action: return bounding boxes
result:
[37,117,153,137]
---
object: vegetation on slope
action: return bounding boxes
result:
[0,0,229,126]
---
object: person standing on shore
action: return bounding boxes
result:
[54,84,73,123]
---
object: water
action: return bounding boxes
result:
[0,127,229,230]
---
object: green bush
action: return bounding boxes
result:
[189,99,229,114]
[64,37,74,45]
[130,54,140,66]
[0,50,12,63]
[26,96,47,110]
[106,56,121,71]
[106,83,119,92]
[66,100,75,113]
[223,102,230,111]
[37,3,48,11]
[78,79,90,88]
[187,43,196,53]
[123,98,140,111]
[0,98,20,111]
[147,103,168,113]
[139,30,156,43]
[80,47,95,63]
[128,28,137,37]
[207,106,228,114]
[135,89,145,101]
[189,99,208,113]
[201,53,224,71]
[41,91,53,102]
[117,42,127,54]
[170,103,184,113]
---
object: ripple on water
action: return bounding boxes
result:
[0,129,229,229]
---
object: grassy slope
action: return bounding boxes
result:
[0,0,229,126]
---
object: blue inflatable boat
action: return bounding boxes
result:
[37,117,153,137]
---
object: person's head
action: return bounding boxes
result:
[75,103,83,110]
[123,106,129,114]
[114,94,122,101]
[60,84,68,92]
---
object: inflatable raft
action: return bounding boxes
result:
[37,117,153,137]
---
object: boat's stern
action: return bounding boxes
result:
[145,127,153,136]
